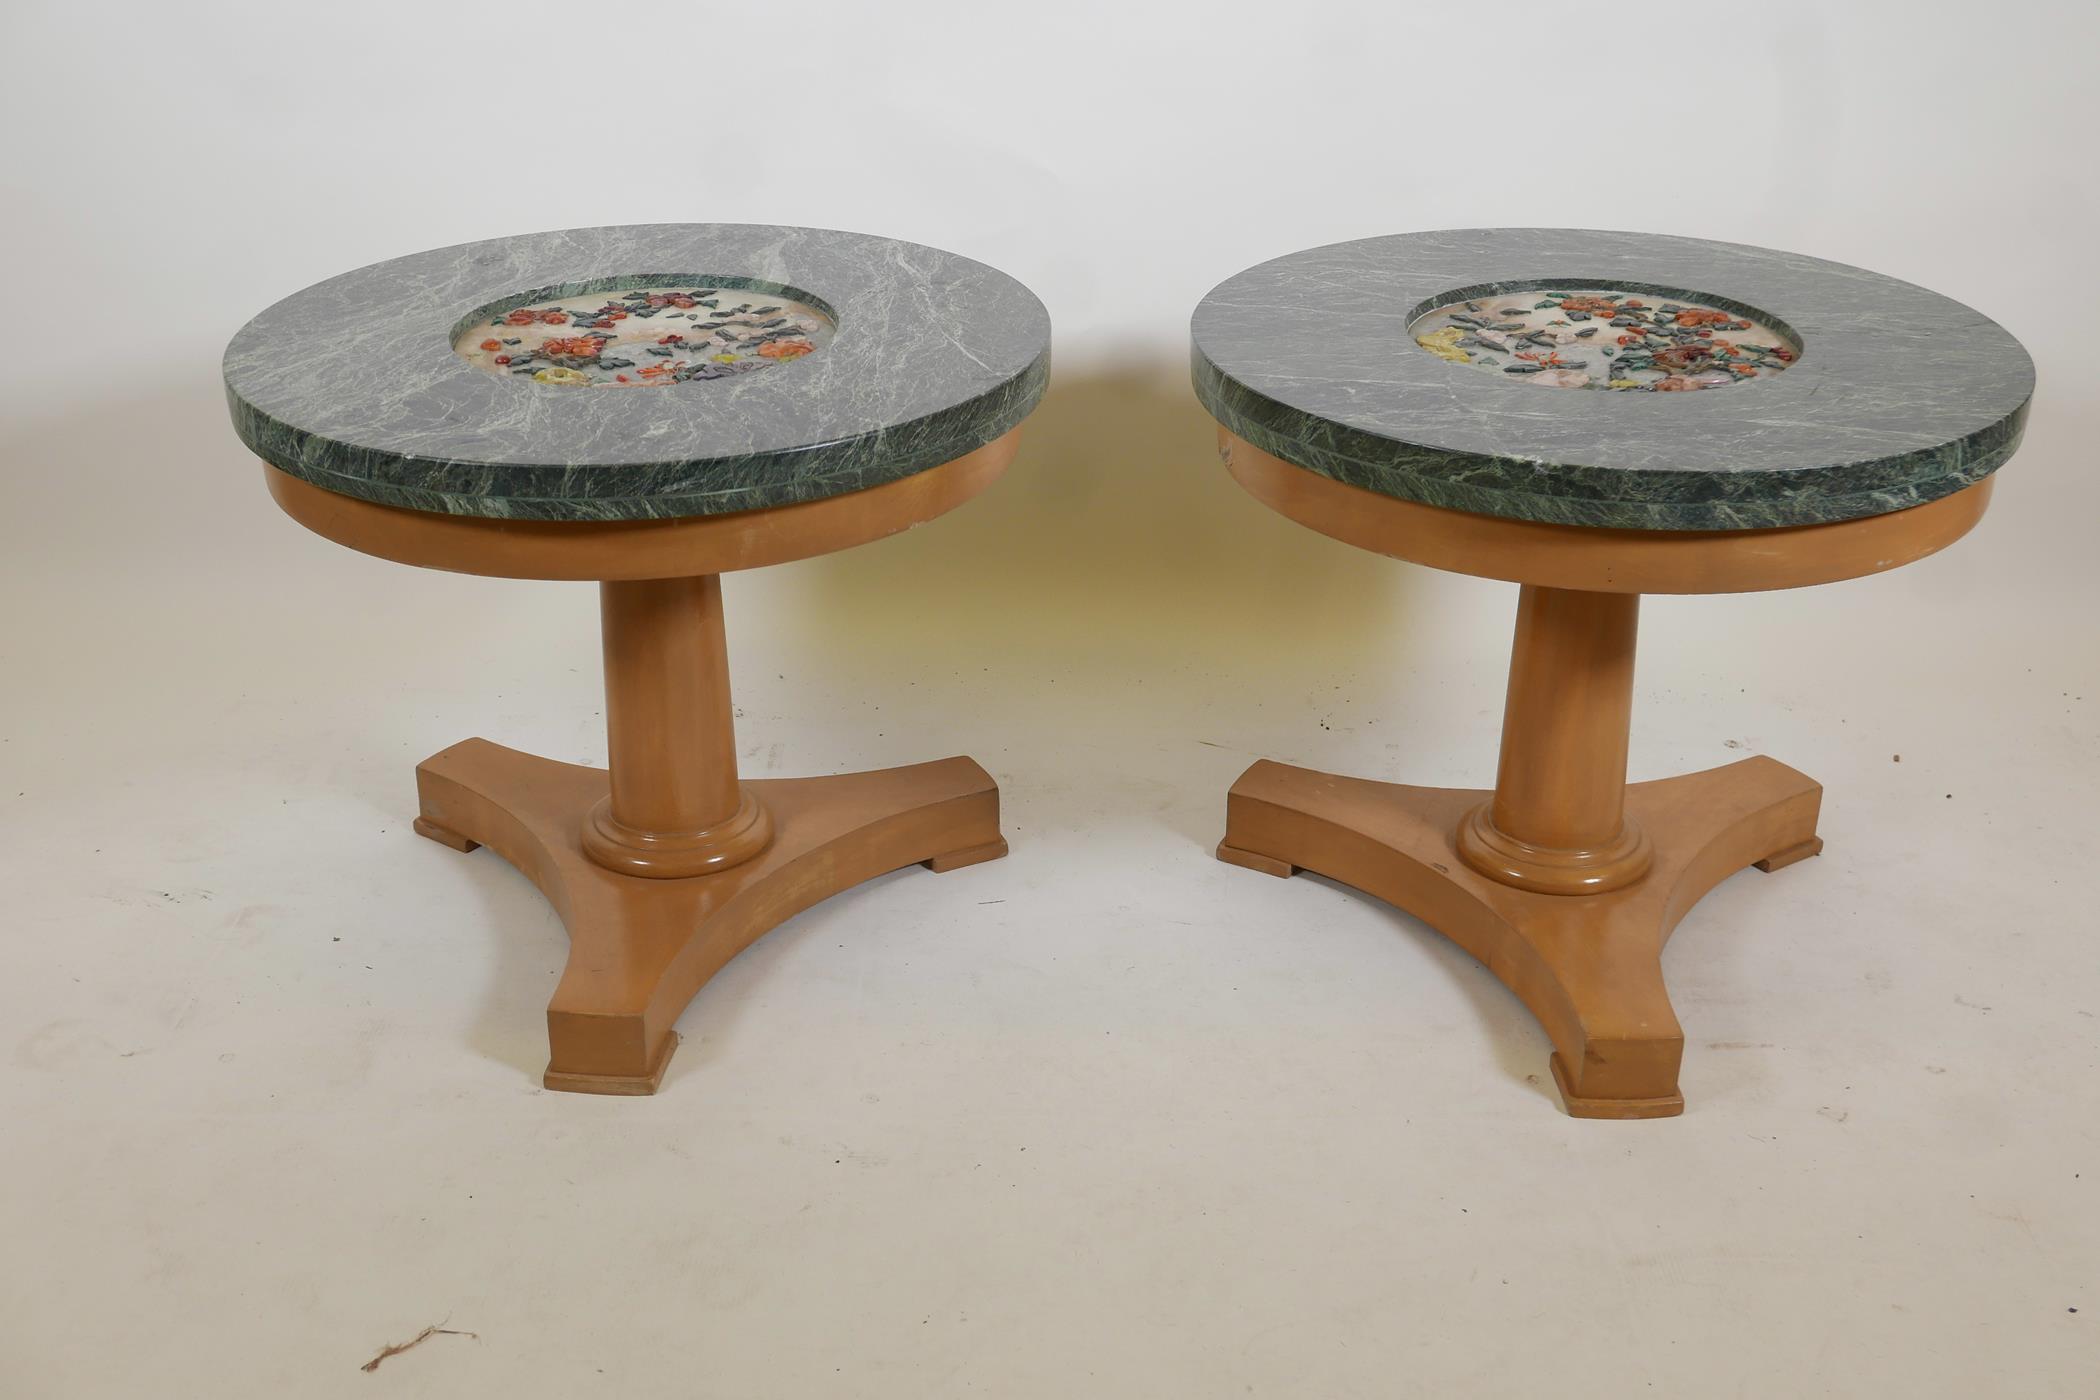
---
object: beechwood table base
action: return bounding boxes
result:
[1220,756,1821,1119]
[264,435,1024,1094]
[415,740,1003,1094]
[1211,432,1996,1119]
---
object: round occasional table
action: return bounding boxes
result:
[227,223,1050,1094]
[1193,228,2033,1119]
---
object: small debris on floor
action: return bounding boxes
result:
[360,1323,478,1373]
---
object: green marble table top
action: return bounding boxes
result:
[225,224,1051,521]
[1192,229,2034,530]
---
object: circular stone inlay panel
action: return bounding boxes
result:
[454,283,835,387]
[1408,287,1797,392]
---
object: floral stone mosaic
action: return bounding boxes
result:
[454,285,834,387]
[1408,288,1797,392]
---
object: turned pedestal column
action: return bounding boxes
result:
[581,575,772,880]
[1457,587,1652,896]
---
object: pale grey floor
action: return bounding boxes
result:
[3,366,2095,1397]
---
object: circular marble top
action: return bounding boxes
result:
[226,224,1051,521]
[1192,229,2034,530]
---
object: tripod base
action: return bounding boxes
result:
[1218,755,1823,1118]
[414,738,1008,1094]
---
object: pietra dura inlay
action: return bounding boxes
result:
[453,282,835,387]
[1192,228,2034,529]
[1408,287,1797,392]
[225,224,1051,521]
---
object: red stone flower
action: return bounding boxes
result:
[504,309,539,326]
[757,339,814,360]
[1652,345,1714,372]
[1557,295,1622,315]
[479,338,502,352]
[1674,308,1733,328]
[541,336,607,360]
[539,310,569,325]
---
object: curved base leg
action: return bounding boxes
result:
[414,738,1008,1094]
[1218,755,1823,1119]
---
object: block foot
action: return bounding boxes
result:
[413,816,479,852]
[1754,836,1824,873]
[923,837,1009,873]
[1217,842,1296,878]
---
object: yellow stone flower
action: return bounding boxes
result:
[1415,326,1472,364]
[712,353,739,363]
[532,366,592,387]
[1607,379,1647,390]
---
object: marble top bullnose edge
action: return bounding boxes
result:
[1190,228,2035,530]
[224,223,1053,521]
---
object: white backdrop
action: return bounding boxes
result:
[4,3,2097,1397]
[5,1,2094,618]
